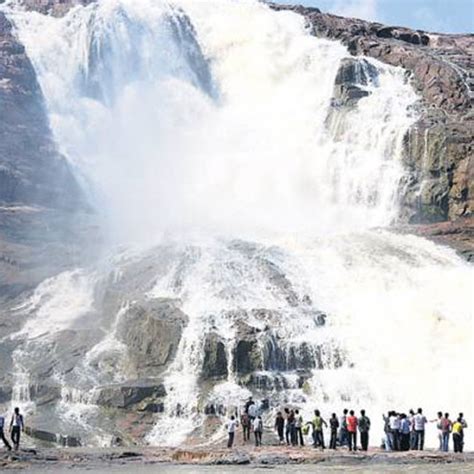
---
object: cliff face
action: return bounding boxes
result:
[272,3,474,225]
[0,10,93,297]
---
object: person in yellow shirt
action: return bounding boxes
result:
[452,417,464,453]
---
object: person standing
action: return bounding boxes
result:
[329,413,339,450]
[286,409,296,446]
[311,410,327,449]
[358,409,371,451]
[245,397,254,415]
[452,417,464,453]
[408,409,416,450]
[248,401,258,424]
[253,415,263,447]
[399,414,411,451]
[459,412,468,449]
[241,412,250,442]
[284,408,292,445]
[413,408,427,450]
[383,411,392,451]
[430,412,443,451]
[226,415,238,448]
[295,410,304,446]
[0,414,12,451]
[339,409,348,447]
[9,408,24,451]
[440,413,452,452]
[274,411,285,444]
[389,412,401,451]
[347,410,358,451]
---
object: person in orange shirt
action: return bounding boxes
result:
[347,410,358,451]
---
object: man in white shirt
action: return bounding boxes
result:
[413,408,428,450]
[388,411,401,451]
[248,403,258,421]
[253,415,263,447]
[0,414,12,451]
[226,415,238,448]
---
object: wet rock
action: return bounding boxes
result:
[332,58,378,107]
[138,402,164,413]
[232,322,262,375]
[0,385,12,403]
[24,426,81,447]
[95,380,166,409]
[201,332,228,379]
[117,298,188,377]
[213,451,251,465]
[24,329,102,382]
[29,384,62,406]
[256,454,289,464]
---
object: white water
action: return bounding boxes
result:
[2,0,472,449]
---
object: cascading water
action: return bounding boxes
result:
[1,0,472,449]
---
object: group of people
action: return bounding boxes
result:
[226,397,372,451]
[383,409,468,453]
[0,407,25,452]
[226,397,265,448]
[225,398,468,454]
[273,407,371,452]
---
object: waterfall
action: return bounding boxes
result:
[1,0,472,449]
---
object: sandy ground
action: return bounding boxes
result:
[1,445,473,472]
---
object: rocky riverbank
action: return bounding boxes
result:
[1,446,473,471]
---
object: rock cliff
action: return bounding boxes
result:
[0,9,94,298]
[271,2,473,225]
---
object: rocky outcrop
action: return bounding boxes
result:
[117,298,188,378]
[201,332,228,379]
[24,426,82,447]
[228,309,338,381]
[332,57,378,107]
[271,3,473,225]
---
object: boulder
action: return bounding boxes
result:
[332,57,378,107]
[117,298,188,377]
[24,426,81,447]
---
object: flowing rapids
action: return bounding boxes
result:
[1,0,472,449]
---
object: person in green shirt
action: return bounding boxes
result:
[308,409,328,449]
